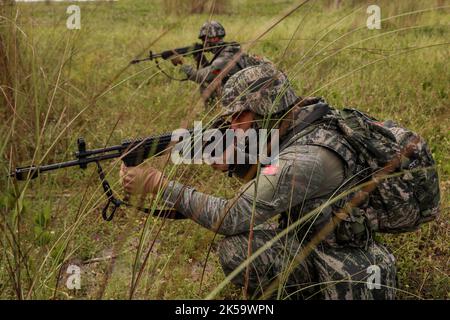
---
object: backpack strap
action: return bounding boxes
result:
[208,41,237,65]
[279,102,331,151]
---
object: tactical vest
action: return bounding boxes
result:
[278,106,368,248]
[278,103,440,248]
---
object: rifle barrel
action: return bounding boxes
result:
[11,126,226,181]
[13,152,122,181]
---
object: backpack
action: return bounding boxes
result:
[332,108,440,234]
[239,53,272,69]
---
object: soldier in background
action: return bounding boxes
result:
[120,64,398,299]
[170,21,269,107]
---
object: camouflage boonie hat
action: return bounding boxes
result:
[221,64,299,116]
[199,21,226,39]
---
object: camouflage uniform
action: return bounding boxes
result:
[161,65,397,299]
[181,21,268,104]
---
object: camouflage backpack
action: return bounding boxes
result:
[331,108,440,234]
[239,53,272,70]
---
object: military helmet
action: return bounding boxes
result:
[198,21,226,39]
[221,64,299,117]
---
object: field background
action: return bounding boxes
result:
[0,0,448,299]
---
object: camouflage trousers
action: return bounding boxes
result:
[218,230,397,300]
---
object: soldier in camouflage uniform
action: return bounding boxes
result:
[170,21,269,106]
[120,64,397,299]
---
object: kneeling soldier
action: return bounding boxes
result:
[171,21,269,107]
[120,64,397,299]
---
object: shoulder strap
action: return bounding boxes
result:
[280,102,331,150]
[208,42,233,65]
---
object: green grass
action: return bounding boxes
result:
[0,0,448,299]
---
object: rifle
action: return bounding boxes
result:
[10,121,231,221]
[130,43,208,68]
[11,131,190,220]
[130,41,235,71]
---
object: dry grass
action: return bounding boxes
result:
[0,0,448,299]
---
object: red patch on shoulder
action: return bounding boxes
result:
[261,165,278,176]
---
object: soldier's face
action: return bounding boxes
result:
[230,111,255,132]
[203,37,222,49]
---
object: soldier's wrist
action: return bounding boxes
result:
[161,180,186,208]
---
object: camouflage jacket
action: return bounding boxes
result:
[161,102,369,248]
[180,42,268,86]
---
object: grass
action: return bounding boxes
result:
[0,0,448,299]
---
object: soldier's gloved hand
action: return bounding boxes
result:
[170,54,184,66]
[120,163,166,195]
